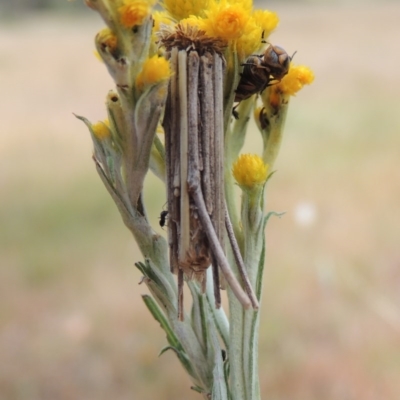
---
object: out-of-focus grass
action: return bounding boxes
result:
[1,2,400,400]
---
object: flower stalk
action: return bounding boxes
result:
[76,0,313,398]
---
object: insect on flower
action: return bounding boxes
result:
[233,44,293,118]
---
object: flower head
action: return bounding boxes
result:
[269,64,314,107]
[96,28,119,59]
[252,10,279,38]
[136,55,171,89]
[277,64,314,95]
[92,119,111,140]
[232,154,269,189]
[159,22,226,54]
[203,1,257,59]
[153,11,174,33]
[152,11,174,48]
[163,0,210,21]
[234,16,262,59]
[119,0,154,28]
[196,1,278,61]
[204,2,250,41]
[97,28,118,52]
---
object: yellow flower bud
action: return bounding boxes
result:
[92,119,111,140]
[97,28,118,52]
[136,55,171,89]
[119,0,154,28]
[232,154,269,189]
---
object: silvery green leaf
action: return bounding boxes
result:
[141,295,196,379]
[210,319,229,400]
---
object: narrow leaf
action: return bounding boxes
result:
[141,295,196,379]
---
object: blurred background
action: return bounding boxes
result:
[1,0,400,399]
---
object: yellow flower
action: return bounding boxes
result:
[136,55,171,89]
[160,1,279,61]
[235,17,262,60]
[199,1,273,60]
[269,64,314,107]
[163,0,210,21]
[232,154,269,189]
[252,10,279,38]
[97,28,118,52]
[152,11,174,47]
[180,16,206,30]
[92,119,111,140]
[277,64,315,95]
[96,28,118,59]
[204,1,250,41]
[119,0,154,28]
[233,0,252,12]
[153,11,174,33]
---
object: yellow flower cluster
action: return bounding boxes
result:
[119,0,155,28]
[232,154,269,189]
[166,0,279,60]
[136,55,172,89]
[163,0,210,21]
[92,119,111,140]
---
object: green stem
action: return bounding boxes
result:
[227,269,247,400]
[261,101,289,169]
[224,97,255,250]
[228,183,266,400]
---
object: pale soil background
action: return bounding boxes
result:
[1,2,400,399]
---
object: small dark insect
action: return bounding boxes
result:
[159,210,169,228]
[233,44,293,118]
[221,349,227,362]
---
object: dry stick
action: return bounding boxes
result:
[170,49,181,274]
[178,50,190,266]
[187,51,200,195]
[164,48,179,273]
[214,54,227,291]
[213,54,225,240]
[199,53,214,215]
[224,206,260,309]
[199,53,221,307]
[185,99,249,308]
[178,50,190,320]
[189,182,252,310]
[187,51,208,293]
